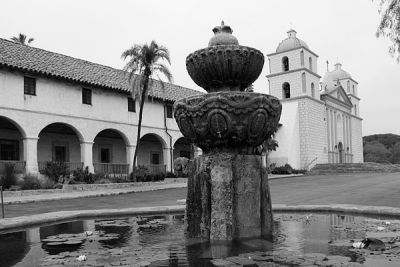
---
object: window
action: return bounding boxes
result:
[347,81,350,92]
[82,88,92,105]
[166,104,173,118]
[100,148,111,163]
[282,82,291,99]
[24,76,36,95]
[151,153,160,165]
[53,146,67,162]
[300,50,304,66]
[354,104,357,116]
[301,73,306,93]
[282,56,289,71]
[128,97,136,112]
[311,83,315,98]
[309,57,313,71]
[353,85,355,95]
[0,140,19,160]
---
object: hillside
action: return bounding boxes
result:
[363,134,400,163]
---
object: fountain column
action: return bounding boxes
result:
[174,22,281,241]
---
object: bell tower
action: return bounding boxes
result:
[266,29,321,101]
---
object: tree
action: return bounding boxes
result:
[376,0,400,62]
[122,41,172,181]
[10,33,34,45]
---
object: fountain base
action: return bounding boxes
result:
[185,153,273,241]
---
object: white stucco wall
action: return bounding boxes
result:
[351,117,364,163]
[268,101,301,169]
[298,98,328,168]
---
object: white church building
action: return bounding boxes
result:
[266,29,363,169]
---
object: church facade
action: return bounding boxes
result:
[266,29,363,170]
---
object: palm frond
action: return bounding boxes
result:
[152,63,173,83]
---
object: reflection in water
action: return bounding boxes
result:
[0,232,29,267]
[0,213,398,266]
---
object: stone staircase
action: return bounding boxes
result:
[309,162,400,175]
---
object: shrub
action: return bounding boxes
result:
[166,172,176,178]
[20,174,41,190]
[0,163,18,189]
[43,162,68,182]
[132,165,149,181]
[73,167,95,184]
[173,157,189,177]
[271,164,306,175]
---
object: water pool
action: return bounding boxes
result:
[1,212,400,266]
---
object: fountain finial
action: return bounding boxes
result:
[209,21,238,46]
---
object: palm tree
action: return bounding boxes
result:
[10,33,34,45]
[122,40,172,181]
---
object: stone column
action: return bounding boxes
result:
[23,137,39,174]
[186,153,273,240]
[126,145,136,174]
[163,147,172,173]
[80,141,94,173]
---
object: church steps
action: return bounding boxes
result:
[309,163,400,175]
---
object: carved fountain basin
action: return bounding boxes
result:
[186,45,265,92]
[174,91,282,153]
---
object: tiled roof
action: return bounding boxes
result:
[0,38,202,102]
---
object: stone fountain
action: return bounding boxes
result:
[174,22,282,241]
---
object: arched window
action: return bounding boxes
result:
[354,104,357,116]
[300,50,304,66]
[311,83,315,98]
[282,56,289,71]
[353,85,355,95]
[309,57,313,71]
[347,81,350,92]
[282,82,291,99]
[301,73,306,93]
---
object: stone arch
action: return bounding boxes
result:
[93,128,130,147]
[0,116,27,139]
[37,122,84,143]
[37,123,84,170]
[92,129,129,166]
[0,116,26,166]
[137,133,168,173]
[173,137,193,160]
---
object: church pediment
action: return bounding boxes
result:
[321,85,353,108]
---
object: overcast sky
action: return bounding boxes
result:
[0,0,398,136]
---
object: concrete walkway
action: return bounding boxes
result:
[2,183,187,204]
[1,174,302,205]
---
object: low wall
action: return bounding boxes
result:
[2,178,187,197]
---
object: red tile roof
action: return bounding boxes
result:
[0,38,202,101]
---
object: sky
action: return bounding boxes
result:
[0,0,398,136]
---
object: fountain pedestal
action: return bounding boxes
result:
[186,153,273,240]
[174,22,281,241]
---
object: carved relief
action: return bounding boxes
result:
[174,92,282,153]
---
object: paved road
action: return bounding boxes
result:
[3,172,400,218]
